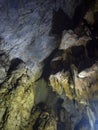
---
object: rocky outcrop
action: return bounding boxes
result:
[0,64,50,130]
[0,0,98,130]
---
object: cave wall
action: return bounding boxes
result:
[0,0,98,130]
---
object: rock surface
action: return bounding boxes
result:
[0,0,98,130]
[59,30,90,50]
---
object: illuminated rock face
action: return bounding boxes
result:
[0,0,82,70]
[0,65,50,130]
[0,0,98,130]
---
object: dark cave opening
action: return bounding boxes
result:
[50,8,72,36]
[70,37,98,72]
[7,58,24,75]
[42,48,68,81]
[50,0,94,36]
[42,48,59,80]
[78,58,96,73]
[91,12,98,37]
[86,39,98,59]
[71,45,86,67]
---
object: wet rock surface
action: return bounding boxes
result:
[0,0,98,130]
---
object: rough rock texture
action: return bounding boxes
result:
[59,30,91,50]
[0,65,49,130]
[0,0,57,82]
[0,0,98,130]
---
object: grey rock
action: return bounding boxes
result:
[0,0,56,81]
[0,65,6,83]
[0,0,84,81]
[59,30,91,50]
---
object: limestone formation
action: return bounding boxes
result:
[59,30,91,50]
[0,0,98,130]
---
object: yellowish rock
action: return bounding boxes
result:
[49,71,74,100]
